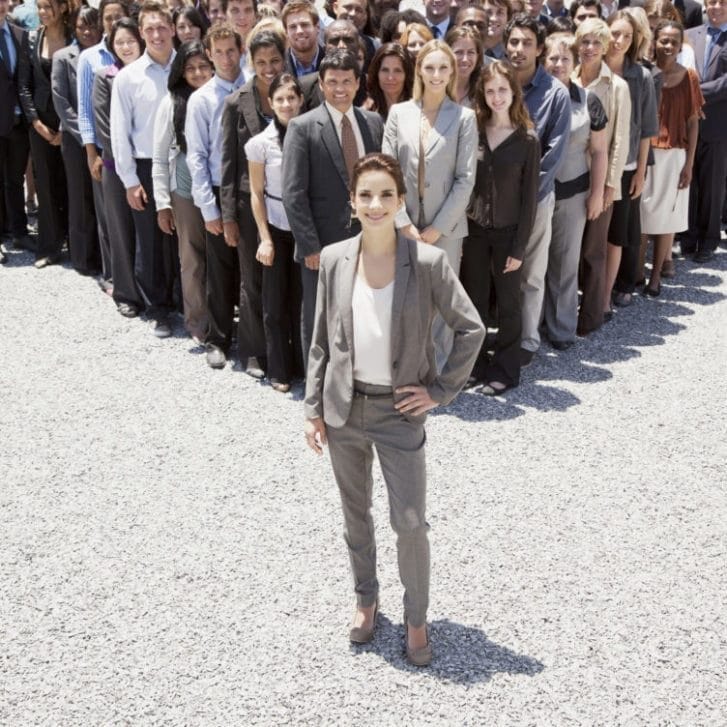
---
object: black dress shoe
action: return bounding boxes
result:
[150,316,172,338]
[643,283,661,298]
[520,348,535,368]
[694,249,714,263]
[551,340,574,351]
[117,303,139,318]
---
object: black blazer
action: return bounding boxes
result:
[219,77,265,223]
[0,20,26,137]
[297,70,368,111]
[281,103,383,260]
[675,0,703,29]
[18,27,71,129]
[50,43,80,143]
[687,24,727,142]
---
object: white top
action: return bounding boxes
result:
[352,276,394,386]
[244,121,289,231]
[151,93,180,210]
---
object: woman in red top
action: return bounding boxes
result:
[640,20,704,296]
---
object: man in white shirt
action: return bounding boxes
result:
[110,0,176,336]
[185,23,246,370]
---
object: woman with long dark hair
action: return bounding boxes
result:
[152,41,213,343]
[245,72,305,392]
[461,60,540,394]
[172,6,207,47]
[18,0,73,268]
[92,17,144,318]
[445,25,483,108]
[363,43,414,120]
[51,5,102,275]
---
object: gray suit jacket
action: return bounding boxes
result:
[51,43,80,144]
[382,97,477,240]
[282,103,383,260]
[687,24,727,142]
[304,233,485,428]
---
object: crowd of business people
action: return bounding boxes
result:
[1,0,725,394]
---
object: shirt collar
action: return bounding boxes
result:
[214,71,244,94]
[290,46,319,74]
[524,64,548,90]
[141,48,176,70]
[325,100,355,125]
[708,21,727,33]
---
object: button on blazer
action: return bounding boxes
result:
[304,233,485,428]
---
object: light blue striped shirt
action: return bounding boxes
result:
[185,72,245,222]
[76,38,115,147]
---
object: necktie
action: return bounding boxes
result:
[341,113,358,182]
[704,26,722,77]
[431,25,441,39]
[0,26,13,76]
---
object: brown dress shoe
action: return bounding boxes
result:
[349,602,378,644]
[404,615,432,666]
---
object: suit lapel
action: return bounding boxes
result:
[390,233,411,360]
[240,81,261,136]
[319,106,349,187]
[425,98,458,156]
[694,27,708,78]
[706,29,725,78]
[339,235,361,354]
[353,107,375,153]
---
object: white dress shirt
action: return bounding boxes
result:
[110,50,176,189]
[324,101,365,158]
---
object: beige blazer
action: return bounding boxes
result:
[382,98,477,240]
[304,233,485,428]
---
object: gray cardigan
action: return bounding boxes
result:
[304,233,485,427]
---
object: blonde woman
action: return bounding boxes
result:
[382,39,477,366]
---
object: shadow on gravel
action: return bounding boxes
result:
[353,614,544,684]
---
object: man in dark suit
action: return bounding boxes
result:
[685,0,727,262]
[282,49,383,366]
[282,0,325,77]
[676,0,704,29]
[0,0,30,262]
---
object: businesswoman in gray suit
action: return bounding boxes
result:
[381,39,477,367]
[304,153,484,666]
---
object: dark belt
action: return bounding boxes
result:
[353,380,393,399]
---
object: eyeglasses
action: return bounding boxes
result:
[328,35,357,44]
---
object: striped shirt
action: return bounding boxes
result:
[77,38,115,147]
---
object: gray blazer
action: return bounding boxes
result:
[382,98,477,240]
[304,233,485,428]
[282,103,383,260]
[50,43,80,144]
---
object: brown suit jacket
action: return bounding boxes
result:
[304,233,485,427]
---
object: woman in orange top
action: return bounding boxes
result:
[640,19,704,296]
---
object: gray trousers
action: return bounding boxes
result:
[544,192,588,344]
[432,235,462,371]
[520,191,555,352]
[327,382,430,627]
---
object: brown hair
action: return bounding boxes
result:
[608,9,642,63]
[138,0,173,29]
[350,153,406,196]
[399,22,433,52]
[203,21,243,50]
[445,25,483,103]
[544,31,577,64]
[281,0,320,28]
[475,59,533,133]
[366,42,414,118]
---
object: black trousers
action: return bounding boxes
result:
[460,222,522,387]
[103,161,141,308]
[0,121,30,237]
[91,161,113,282]
[129,159,174,316]
[687,137,727,253]
[61,132,100,275]
[29,125,67,259]
[263,225,303,383]
[205,223,238,353]
[612,171,643,295]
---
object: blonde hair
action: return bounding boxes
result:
[623,7,652,61]
[575,16,611,54]
[412,39,458,101]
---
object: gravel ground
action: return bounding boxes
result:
[1,243,726,725]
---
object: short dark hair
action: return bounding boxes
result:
[76,6,100,29]
[319,48,360,80]
[99,0,130,26]
[504,12,546,48]
[248,28,286,60]
[569,0,602,19]
[351,153,406,196]
[546,15,575,34]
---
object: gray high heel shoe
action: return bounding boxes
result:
[349,601,378,644]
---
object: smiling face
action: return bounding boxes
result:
[113,27,142,65]
[352,169,404,231]
[452,36,478,83]
[271,81,303,125]
[578,32,606,66]
[208,34,242,80]
[406,30,428,58]
[251,44,284,92]
[37,0,67,29]
[183,54,213,89]
[378,54,406,99]
[483,71,513,115]
[320,67,358,112]
[653,25,682,65]
[175,16,201,43]
[333,0,367,31]
[285,10,319,55]
[544,43,574,83]
[458,8,488,39]
[418,48,454,96]
[226,0,256,38]
[482,0,507,42]
[506,27,541,77]
[140,12,175,63]
[706,0,727,27]
[425,0,449,24]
